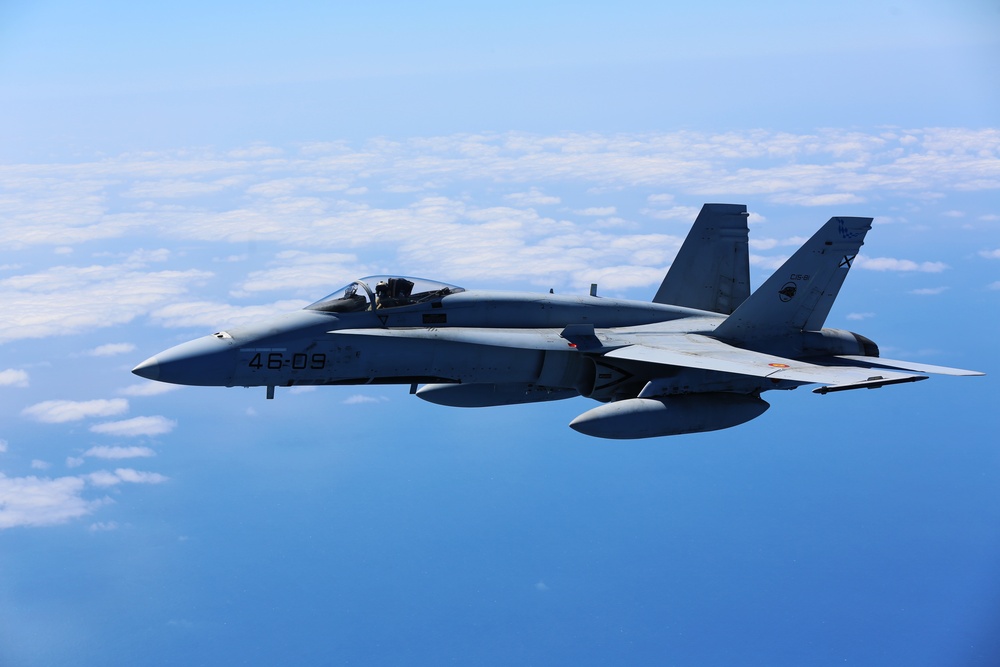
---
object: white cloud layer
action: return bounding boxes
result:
[0,127,995,347]
[22,399,129,423]
[86,343,136,357]
[114,468,169,484]
[855,257,948,273]
[343,395,390,405]
[0,474,108,529]
[84,445,156,459]
[0,369,29,387]
[119,382,182,397]
[89,416,177,437]
[148,299,310,329]
[0,263,212,343]
[86,468,169,487]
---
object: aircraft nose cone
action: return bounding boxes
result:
[132,335,236,386]
[132,356,160,381]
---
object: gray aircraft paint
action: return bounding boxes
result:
[133,204,983,439]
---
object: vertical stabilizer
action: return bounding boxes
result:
[713,216,873,342]
[653,203,750,314]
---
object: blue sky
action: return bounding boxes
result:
[1,1,999,665]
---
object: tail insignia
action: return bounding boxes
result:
[839,220,866,239]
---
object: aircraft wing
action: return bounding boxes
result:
[603,334,929,393]
[832,355,984,377]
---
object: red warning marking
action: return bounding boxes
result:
[768,363,790,368]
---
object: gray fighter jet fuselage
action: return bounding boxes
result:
[133,204,982,439]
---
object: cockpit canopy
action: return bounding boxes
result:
[306,276,465,313]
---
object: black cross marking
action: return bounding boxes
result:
[840,254,856,268]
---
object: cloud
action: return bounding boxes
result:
[86,470,122,487]
[770,193,866,206]
[83,468,171,486]
[3,131,998,257]
[0,369,29,387]
[343,395,390,405]
[750,254,790,271]
[230,251,364,298]
[585,265,667,292]
[0,439,7,453]
[84,469,171,487]
[576,206,617,216]
[93,248,171,267]
[148,299,310,329]
[750,236,808,251]
[89,521,119,532]
[1,127,997,342]
[246,176,349,197]
[85,343,136,357]
[89,416,177,437]
[504,188,561,206]
[847,312,876,320]
[83,446,156,459]
[979,249,1000,259]
[855,257,948,273]
[22,398,129,423]
[123,178,238,199]
[30,460,50,470]
[0,263,213,343]
[0,474,107,529]
[910,287,949,295]
[641,205,701,221]
[119,382,182,397]
[114,468,169,484]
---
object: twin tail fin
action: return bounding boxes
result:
[713,216,873,342]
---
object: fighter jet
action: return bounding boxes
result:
[132,204,983,439]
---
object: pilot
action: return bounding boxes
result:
[375,280,389,308]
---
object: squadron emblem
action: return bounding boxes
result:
[778,281,797,302]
